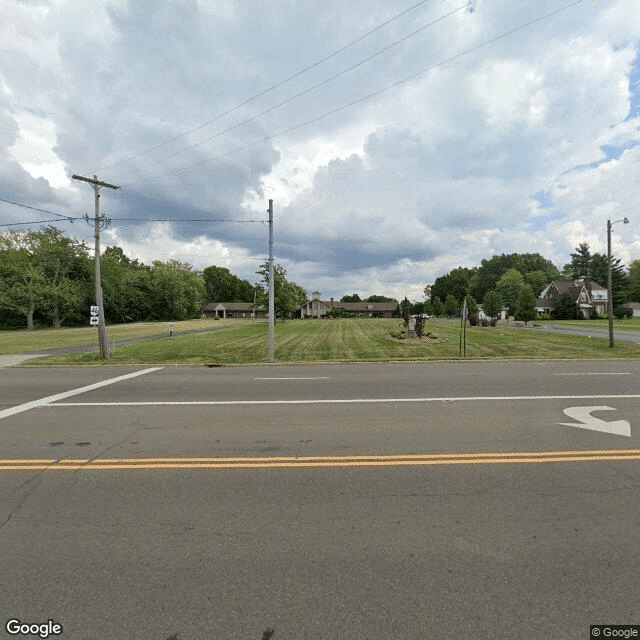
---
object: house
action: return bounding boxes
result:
[623,302,640,318]
[300,292,399,318]
[536,276,607,318]
[202,302,267,319]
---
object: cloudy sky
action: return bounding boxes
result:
[1,0,639,302]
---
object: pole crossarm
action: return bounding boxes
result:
[72,174,120,190]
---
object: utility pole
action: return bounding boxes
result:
[607,216,629,348]
[267,199,275,363]
[72,174,120,360]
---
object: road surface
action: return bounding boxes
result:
[1,361,638,639]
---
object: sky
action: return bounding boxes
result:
[1,0,639,303]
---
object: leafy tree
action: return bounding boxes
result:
[203,265,257,303]
[469,253,560,302]
[443,294,459,317]
[0,227,92,329]
[551,292,577,320]
[496,268,526,313]
[514,284,537,321]
[364,294,398,303]
[102,246,153,323]
[464,294,477,315]
[148,259,205,321]
[482,290,502,321]
[340,293,361,302]
[523,270,551,298]
[430,267,475,304]
[431,296,444,317]
[256,262,307,321]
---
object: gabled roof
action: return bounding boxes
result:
[203,302,262,312]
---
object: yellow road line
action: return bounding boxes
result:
[0,449,639,470]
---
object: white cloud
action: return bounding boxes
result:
[0,0,639,301]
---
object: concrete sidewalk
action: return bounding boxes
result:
[0,353,52,367]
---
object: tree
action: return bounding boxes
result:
[551,292,577,320]
[102,246,153,323]
[340,293,361,302]
[496,268,526,313]
[563,242,592,280]
[430,267,475,304]
[431,296,444,317]
[0,227,92,329]
[364,294,398,303]
[148,259,206,321]
[628,259,640,302]
[203,265,257,303]
[469,253,560,302]
[443,294,459,318]
[482,290,502,322]
[256,262,307,321]
[514,284,537,322]
[464,294,477,315]
[589,253,629,308]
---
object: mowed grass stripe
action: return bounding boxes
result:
[19,318,640,366]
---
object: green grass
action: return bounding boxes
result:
[19,318,640,366]
[0,318,251,355]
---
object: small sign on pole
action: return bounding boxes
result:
[90,305,99,316]
[90,316,99,326]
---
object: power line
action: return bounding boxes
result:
[93,0,434,175]
[124,0,585,187]
[0,218,82,227]
[0,197,74,219]
[108,217,265,223]
[112,1,474,181]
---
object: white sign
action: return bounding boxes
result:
[89,316,99,326]
[559,406,630,437]
[90,306,99,316]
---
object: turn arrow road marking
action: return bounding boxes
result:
[559,406,631,437]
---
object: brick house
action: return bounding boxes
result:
[536,276,607,318]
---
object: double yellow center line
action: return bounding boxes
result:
[1,449,639,471]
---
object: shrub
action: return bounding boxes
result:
[613,306,633,320]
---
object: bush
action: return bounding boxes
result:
[591,309,599,320]
[613,306,633,320]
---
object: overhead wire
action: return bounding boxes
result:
[111,1,475,181]
[124,0,585,187]
[93,0,434,175]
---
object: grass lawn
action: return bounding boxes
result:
[0,318,251,355]
[19,318,640,366]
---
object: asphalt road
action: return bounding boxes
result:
[1,361,639,639]
[529,322,640,344]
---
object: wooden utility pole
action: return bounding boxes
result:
[72,174,120,360]
[267,199,275,363]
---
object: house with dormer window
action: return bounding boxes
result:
[536,276,607,318]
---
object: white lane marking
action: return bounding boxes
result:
[555,373,630,376]
[49,394,640,407]
[0,368,163,420]
[559,406,631,437]
[254,377,331,380]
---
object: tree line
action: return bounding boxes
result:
[425,245,640,321]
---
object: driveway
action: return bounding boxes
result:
[527,322,640,345]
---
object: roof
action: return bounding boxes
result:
[338,302,399,311]
[203,302,261,312]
